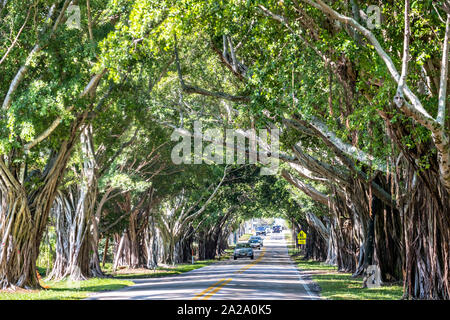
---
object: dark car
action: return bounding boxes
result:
[233,243,254,260]
[256,226,266,236]
[273,225,281,233]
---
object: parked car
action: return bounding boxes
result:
[248,239,261,250]
[249,235,264,247]
[273,225,281,233]
[234,243,254,260]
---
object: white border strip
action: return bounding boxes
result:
[297,271,317,299]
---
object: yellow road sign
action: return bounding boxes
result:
[297,231,307,239]
[297,231,307,245]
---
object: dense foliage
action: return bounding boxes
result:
[0,0,448,299]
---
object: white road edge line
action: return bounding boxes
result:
[283,234,318,300]
[297,272,316,299]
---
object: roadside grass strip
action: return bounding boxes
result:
[0,278,134,300]
[287,248,403,300]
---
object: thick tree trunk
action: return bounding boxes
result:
[364,210,375,269]
[113,233,131,270]
[178,229,194,263]
[330,196,358,273]
[304,226,327,261]
[89,241,104,277]
[113,224,150,269]
[198,228,219,260]
[325,219,338,265]
[373,198,403,283]
[48,125,100,280]
[0,117,84,288]
[128,215,140,268]
[145,215,160,269]
[198,231,206,260]
[216,233,228,256]
[198,214,232,261]
[47,186,94,280]
[402,175,449,299]
[352,222,367,276]
[0,182,39,289]
[91,188,110,276]
[203,237,217,260]
[113,191,153,268]
[385,113,449,299]
[101,237,109,267]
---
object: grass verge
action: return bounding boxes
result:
[0,250,233,300]
[238,233,253,241]
[0,278,134,300]
[288,248,403,300]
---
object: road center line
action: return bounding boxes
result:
[193,245,267,300]
[236,247,266,274]
[201,278,232,300]
[192,279,227,299]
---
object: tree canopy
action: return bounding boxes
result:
[0,0,449,299]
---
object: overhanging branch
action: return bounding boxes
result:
[174,35,249,103]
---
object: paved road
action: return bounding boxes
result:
[86,232,321,300]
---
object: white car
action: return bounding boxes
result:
[249,236,263,247]
[234,243,254,260]
[248,239,261,250]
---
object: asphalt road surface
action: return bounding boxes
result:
[86,231,321,300]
